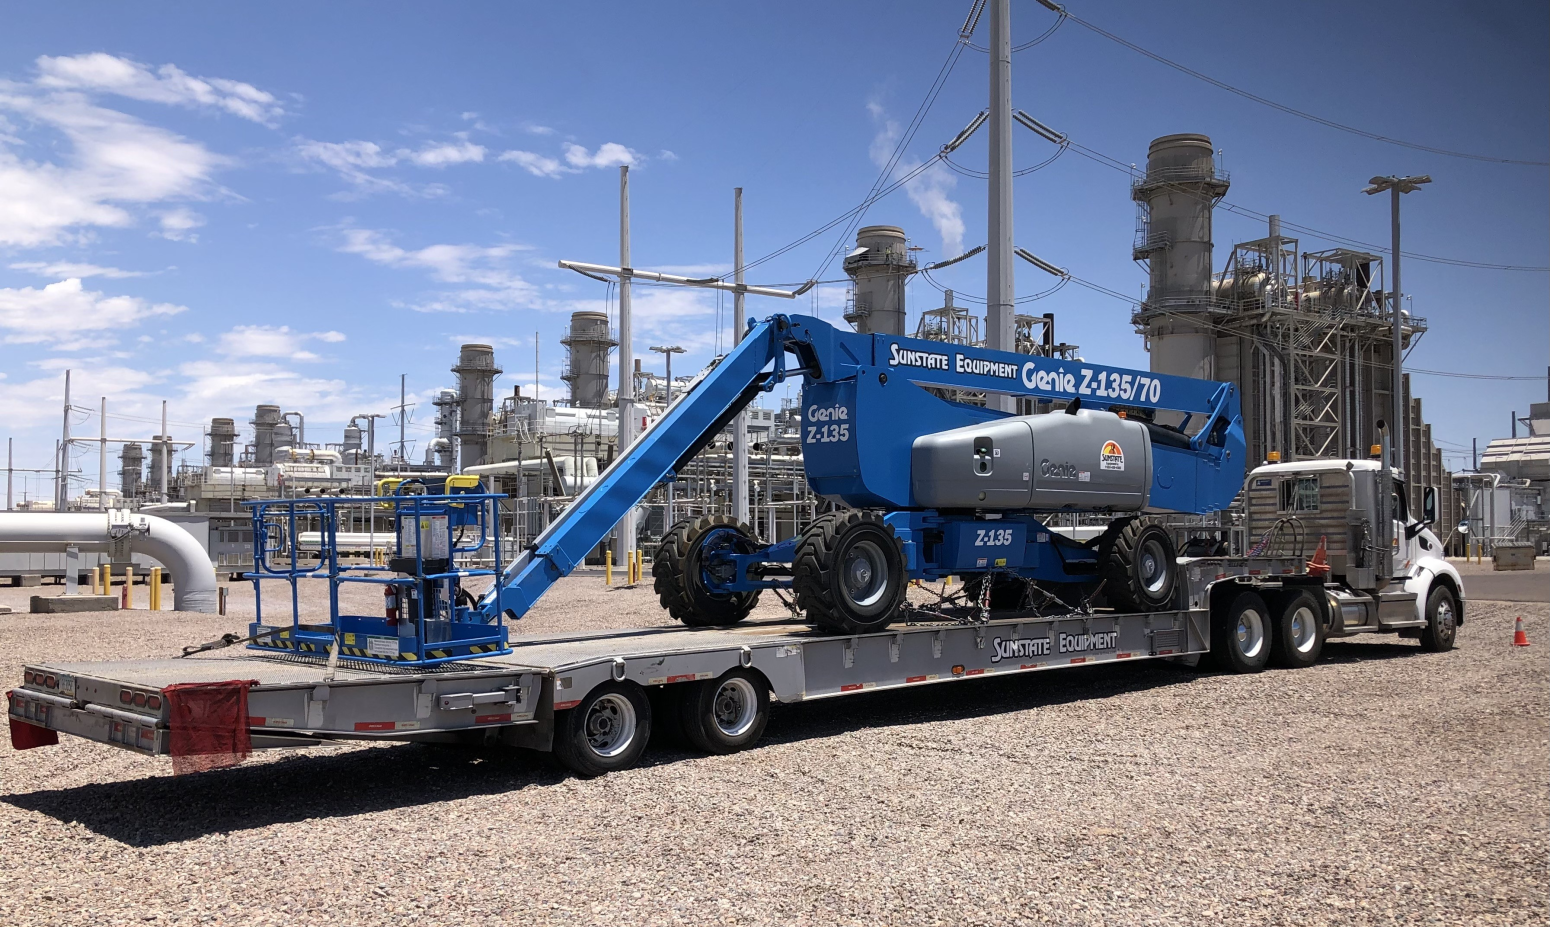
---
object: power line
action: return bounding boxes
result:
[1064,142,1550,272]
[1407,367,1548,382]
[1060,6,1550,168]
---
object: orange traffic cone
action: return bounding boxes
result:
[1306,535,1330,578]
[1512,616,1530,647]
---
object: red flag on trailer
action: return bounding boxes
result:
[164,680,258,774]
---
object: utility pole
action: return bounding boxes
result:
[1364,174,1430,474]
[58,368,71,509]
[534,331,540,399]
[159,399,169,503]
[99,397,107,510]
[392,374,415,464]
[6,437,12,511]
[614,164,637,565]
[733,187,750,525]
[985,0,1016,413]
[651,344,686,526]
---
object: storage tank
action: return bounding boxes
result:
[453,343,501,469]
[119,442,143,498]
[842,225,916,336]
[209,417,237,468]
[341,423,362,463]
[1132,134,1229,382]
[252,404,282,466]
[272,419,295,454]
[561,311,617,409]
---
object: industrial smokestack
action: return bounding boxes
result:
[432,388,459,469]
[209,418,236,468]
[1132,134,1229,381]
[453,343,501,470]
[252,404,282,466]
[560,311,616,409]
[842,225,916,335]
[120,442,143,498]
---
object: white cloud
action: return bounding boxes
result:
[499,149,567,178]
[658,149,679,161]
[867,103,964,257]
[563,142,640,169]
[8,260,148,279]
[522,123,556,136]
[336,228,540,312]
[0,58,242,246]
[33,53,285,125]
[214,324,345,361]
[403,139,484,168]
[157,207,205,241]
[0,278,185,350]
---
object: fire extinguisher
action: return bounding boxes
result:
[384,583,400,625]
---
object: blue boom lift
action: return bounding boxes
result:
[244,313,1243,664]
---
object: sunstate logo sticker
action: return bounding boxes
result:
[1100,440,1124,471]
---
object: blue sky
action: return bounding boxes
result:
[1,0,1545,499]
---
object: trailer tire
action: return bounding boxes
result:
[654,516,762,627]
[679,668,770,754]
[1098,517,1177,612]
[1210,589,1272,673]
[793,511,908,634]
[553,681,652,778]
[1418,585,1458,653]
[1271,589,1325,668]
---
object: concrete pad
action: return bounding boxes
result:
[30,595,120,614]
[17,574,44,587]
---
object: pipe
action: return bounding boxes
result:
[0,512,218,612]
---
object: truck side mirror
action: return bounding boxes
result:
[1422,486,1437,524]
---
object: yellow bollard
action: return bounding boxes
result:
[89,566,100,596]
[632,550,641,585]
[125,565,135,609]
[100,564,110,593]
[150,567,162,611]
[605,549,614,586]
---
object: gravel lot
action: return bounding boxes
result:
[1,577,1545,927]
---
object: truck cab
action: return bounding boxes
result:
[1245,458,1464,636]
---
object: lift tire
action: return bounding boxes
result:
[793,511,908,634]
[1209,589,1272,673]
[1270,589,1325,668]
[1098,517,1177,612]
[678,668,770,755]
[553,681,652,778]
[653,516,762,627]
[1418,584,1459,653]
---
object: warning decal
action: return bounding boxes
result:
[1100,440,1125,471]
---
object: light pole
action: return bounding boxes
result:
[1363,173,1430,473]
[650,345,685,526]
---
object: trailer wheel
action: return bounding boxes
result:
[1098,517,1177,612]
[553,681,652,778]
[1271,589,1325,668]
[1210,590,1272,673]
[654,516,762,627]
[679,668,770,754]
[793,511,908,634]
[1418,585,1458,652]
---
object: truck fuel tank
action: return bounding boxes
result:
[910,409,1153,511]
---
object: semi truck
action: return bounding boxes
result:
[8,315,1463,777]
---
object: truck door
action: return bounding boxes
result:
[1392,478,1413,575]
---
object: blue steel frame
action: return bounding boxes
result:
[245,491,510,665]
[477,313,1245,623]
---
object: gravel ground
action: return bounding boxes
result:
[1,577,1545,927]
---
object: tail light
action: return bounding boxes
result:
[146,694,162,710]
[43,675,57,689]
[120,689,133,704]
[132,692,147,708]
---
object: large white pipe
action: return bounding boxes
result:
[0,512,218,612]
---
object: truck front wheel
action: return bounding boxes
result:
[1211,590,1272,673]
[1418,585,1458,652]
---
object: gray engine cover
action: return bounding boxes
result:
[910,410,1153,511]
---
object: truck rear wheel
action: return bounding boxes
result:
[654,516,762,627]
[1098,517,1177,612]
[1210,590,1272,673]
[1271,589,1325,668]
[1418,585,1458,652]
[793,511,908,634]
[679,668,770,754]
[553,681,652,778]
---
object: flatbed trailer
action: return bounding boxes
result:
[15,552,1447,778]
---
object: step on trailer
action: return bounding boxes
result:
[8,315,1464,777]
